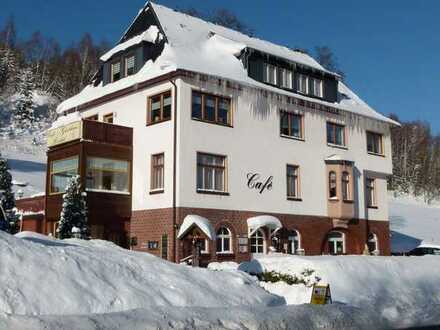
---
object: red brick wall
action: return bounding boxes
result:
[16,196,45,213]
[20,215,44,233]
[130,206,391,264]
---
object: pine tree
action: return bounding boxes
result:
[13,67,36,129]
[0,154,18,233]
[57,175,88,239]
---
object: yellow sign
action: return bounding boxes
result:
[310,284,332,305]
[47,121,82,148]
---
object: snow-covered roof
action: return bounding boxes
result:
[247,215,282,237]
[56,2,398,126]
[325,154,354,163]
[177,214,216,240]
[100,25,163,62]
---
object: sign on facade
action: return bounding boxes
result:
[238,236,248,253]
[310,284,332,305]
[47,121,82,148]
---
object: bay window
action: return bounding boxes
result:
[50,156,79,194]
[197,153,227,193]
[86,157,130,193]
[329,171,337,199]
[342,171,350,201]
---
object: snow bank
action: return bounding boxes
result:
[0,231,282,316]
[249,254,440,328]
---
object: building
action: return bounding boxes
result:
[31,2,398,264]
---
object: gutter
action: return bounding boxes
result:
[169,78,178,263]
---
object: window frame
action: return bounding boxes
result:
[280,67,293,89]
[280,111,304,141]
[327,231,346,255]
[191,90,233,127]
[196,152,228,195]
[110,60,121,83]
[286,164,301,200]
[103,113,114,124]
[327,121,347,148]
[297,74,309,94]
[147,90,172,125]
[85,156,131,195]
[329,171,338,200]
[216,226,233,254]
[366,177,377,208]
[124,54,136,77]
[150,153,165,193]
[49,156,79,195]
[342,171,351,201]
[263,63,278,85]
[288,230,301,254]
[366,131,384,156]
[250,228,266,254]
[310,77,323,98]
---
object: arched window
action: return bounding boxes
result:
[288,230,301,254]
[342,171,350,201]
[216,227,232,253]
[329,171,337,199]
[368,233,379,254]
[250,229,265,253]
[327,231,345,255]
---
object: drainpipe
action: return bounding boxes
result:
[170,78,178,263]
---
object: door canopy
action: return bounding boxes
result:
[177,215,216,240]
[247,215,282,237]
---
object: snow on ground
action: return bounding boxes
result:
[240,254,440,329]
[1,231,282,316]
[389,193,440,253]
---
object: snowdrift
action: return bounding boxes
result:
[0,231,282,315]
[244,254,440,328]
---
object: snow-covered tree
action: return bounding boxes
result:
[13,67,36,129]
[0,154,18,233]
[0,46,18,93]
[58,175,88,239]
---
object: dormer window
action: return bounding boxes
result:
[297,74,308,94]
[280,68,293,89]
[310,78,323,97]
[125,55,135,76]
[263,63,277,85]
[111,61,121,82]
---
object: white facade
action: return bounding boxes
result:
[74,74,392,222]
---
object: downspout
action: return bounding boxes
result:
[170,78,178,263]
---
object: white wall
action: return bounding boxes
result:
[176,78,393,221]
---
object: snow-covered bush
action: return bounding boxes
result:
[58,175,88,239]
[259,269,320,287]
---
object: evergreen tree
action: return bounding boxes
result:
[58,175,88,239]
[13,67,36,129]
[0,154,18,233]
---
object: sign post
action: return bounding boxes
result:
[310,284,332,305]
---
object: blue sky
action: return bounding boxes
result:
[2,0,439,133]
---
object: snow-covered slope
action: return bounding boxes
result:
[241,254,440,328]
[389,194,440,253]
[0,231,282,316]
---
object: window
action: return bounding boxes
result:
[288,230,301,254]
[197,153,227,193]
[250,229,265,253]
[297,74,308,94]
[148,91,172,124]
[216,227,232,253]
[103,113,114,124]
[367,132,384,155]
[287,165,300,199]
[86,114,98,121]
[191,91,232,126]
[151,153,164,192]
[328,231,345,255]
[329,171,337,199]
[366,178,377,207]
[327,122,346,146]
[125,55,135,76]
[310,78,323,97]
[263,63,277,85]
[161,234,168,260]
[111,61,121,82]
[50,157,79,194]
[198,239,209,254]
[342,171,351,201]
[86,157,130,193]
[280,111,303,139]
[280,68,293,89]
[368,233,379,254]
